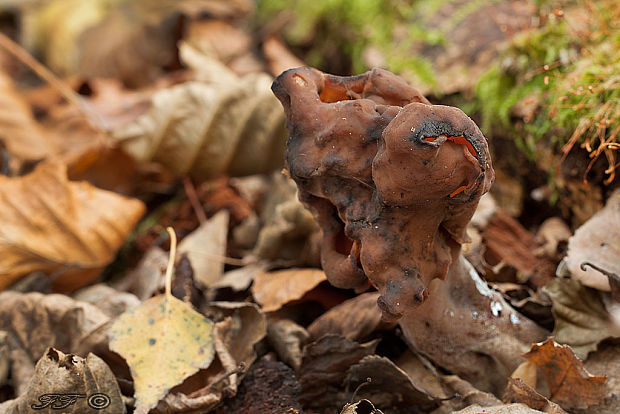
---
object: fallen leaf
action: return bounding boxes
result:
[73,283,140,318]
[0,331,9,387]
[543,277,618,359]
[503,377,567,414]
[298,334,378,410]
[178,210,229,289]
[441,374,503,409]
[584,342,620,413]
[0,71,55,162]
[115,246,168,301]
[346,355,438,411]
[2,348,125,413]
[218,355,303,414]
[0,291,109,395]
[213,263,267,292]
[108,294,215,414]
[565,190,620,291]
[454,404,547,414]
[267,318,310,370]
[110,67,287,179]
[159,301,266,412]
[523,338,607,410]
[396,350,450,399]
[340,399,383,414]
[0,161,145,291]
[307,292,387,341]
[252,268,327,312]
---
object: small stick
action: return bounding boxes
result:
[165,227,178,299]
[183,177,207,224]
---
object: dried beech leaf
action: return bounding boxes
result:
[523,338,607,410]
[0,71,56,161]
[565,190,620,291]
[2,348,125,414]
[0,162,145,291]
[267,318,310,370]
[252,269,327,312]
[178,210,229,289]
[108,295,215,414]
[111,70,287,179]
[544,277,618,359]
[308,292,385,341]
[503,377,567,414]
[346,355,438,411]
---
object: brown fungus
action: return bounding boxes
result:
[272,67,547,393]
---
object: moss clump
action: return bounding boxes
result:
[475,0,619,183]
[256,0,443,84]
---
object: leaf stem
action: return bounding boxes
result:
[165,227,177,299]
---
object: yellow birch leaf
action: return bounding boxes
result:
[108,294,215,414]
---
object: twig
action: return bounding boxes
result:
[165,227,177,299]
[0,32,106,133]
[183,177,207,224]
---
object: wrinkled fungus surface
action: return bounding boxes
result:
[272,67,494,322]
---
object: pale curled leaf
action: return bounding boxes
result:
[252,269,327,312]
[108,295,215,414]
[544,277,618,359]
[0,162,145,291]
[111,70,287,179]
[178,210,229,289]
[565,190,620,291]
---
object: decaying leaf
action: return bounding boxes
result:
[298,335,378,409]
[0,291,109,394]
[178,210,229,289]
[503,377,567,414]
[523,338,607,410]
[565,190,620,291]
[584,342,620,414]
[307,292,387,341]
[454,404,547,414]
[0,71,55,162]
[1,348,124,414]
[340,399,383,414]
[346,355,438,411]
[73,283,140,318]
[115,246,168,301]
[0,161,145,291]
[267,318,310,371]
[108,294,215,414]
[212,263,268,292]
[159,301,266,412]
[544,277,619,359]
[252,268,327,312]
[110,58,287,179]
[396,350,451,400]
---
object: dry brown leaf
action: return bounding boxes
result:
[340,399,382,414]
[307,292,387,341]
[115,246,168,301]
[346,355,438,411]
[178,210,229,289]
[0,161,145,291]
[0,71,55,162]
[503,378,567,414]
[0,291,109,394]
[565,190,620,291]
[396,350,450,400]
[543,277,618,359]
[213,263,268,292]
[1,348,125,413]
[523,338,607,410]
[111,64,287,179]
[108,294,216,414]
[252,269,327,312]
[299,335,378,410]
